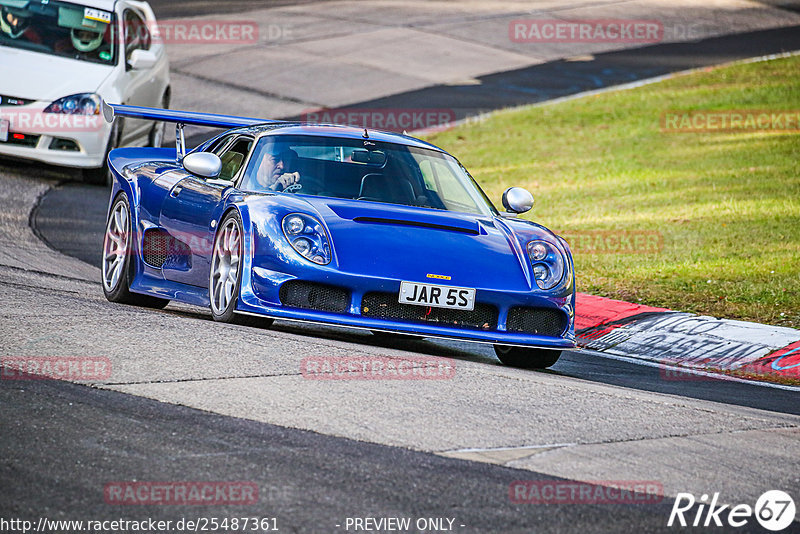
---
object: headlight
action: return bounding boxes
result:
[281,213,331,265]
[527,240,565,290]
[43,93,102,115]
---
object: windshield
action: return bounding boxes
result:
[241,135,497,216]
[0,0,116,65]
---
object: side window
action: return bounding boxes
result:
[124,10,150,63]
[425,160,474,208]
[419,160,435,189]
[216,137,253,182]
[208,135,237,155]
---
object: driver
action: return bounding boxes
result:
[255,145,302,192]
[0,6,41,43]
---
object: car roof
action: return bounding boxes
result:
[230,123,446,153]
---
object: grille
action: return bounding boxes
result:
[49,138,80,151]
[361,292,497,330]
[142,230,169,268]
[1,134,39,147]
[280,281,350,313]
[0,95,33,106]
[506,307,567,337]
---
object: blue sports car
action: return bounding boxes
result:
[100,103,576,368]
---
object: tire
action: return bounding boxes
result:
[493,345,561,369]
[84,119,122,187]
[148,92,169,147]
[102,194,170,309]
[209,211,274,328]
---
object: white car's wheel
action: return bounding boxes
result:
[209,211,273,327]
[102,194,169,308]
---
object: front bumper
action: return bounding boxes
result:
[0,105,111,168]
[238,266,577,350]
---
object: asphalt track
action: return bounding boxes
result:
[4,3,800,533]
[0,369,697,533]
[283,25,800,125]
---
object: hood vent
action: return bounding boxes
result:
[353,216,480,235]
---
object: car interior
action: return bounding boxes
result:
[212,135,253,182]
[286,151,439,209]
[204,134,485,214]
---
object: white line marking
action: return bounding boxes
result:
[442,443,576,454]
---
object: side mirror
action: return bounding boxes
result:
[501,187,534,214]
[183,152,222,179]
[128,49,158,70]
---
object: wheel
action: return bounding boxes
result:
[493,345,561,369]
[370,330,421,341]
[148,92,169,147]
[102,194,170,308]
[84,119,122,186]
[210,211,274,328]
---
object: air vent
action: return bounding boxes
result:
[279,281,351,313]
[361,292,497,330]
[353,216,479,235]
[142,229,169,268]
[506,307,567,337]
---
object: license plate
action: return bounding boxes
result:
[0,119,8,143]
[399,281,476,311]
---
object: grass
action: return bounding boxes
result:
[424,55,800,328]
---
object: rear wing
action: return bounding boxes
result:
[102,101,282,162]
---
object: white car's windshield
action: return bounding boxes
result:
[0,0,116,65]
[240,134,498,216]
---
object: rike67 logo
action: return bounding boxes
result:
[668,490,796,531]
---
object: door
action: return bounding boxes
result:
[117,7,157,144]
[159,136,254,287]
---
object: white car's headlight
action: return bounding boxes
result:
[527,240,565,290]
[282,213,331,265]
[44,93,102,115]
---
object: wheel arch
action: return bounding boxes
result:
[214,203,258,308]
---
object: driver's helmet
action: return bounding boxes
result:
[0,6,31,39]
[71,28,103,52]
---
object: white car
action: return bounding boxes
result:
[0,0,169,184]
